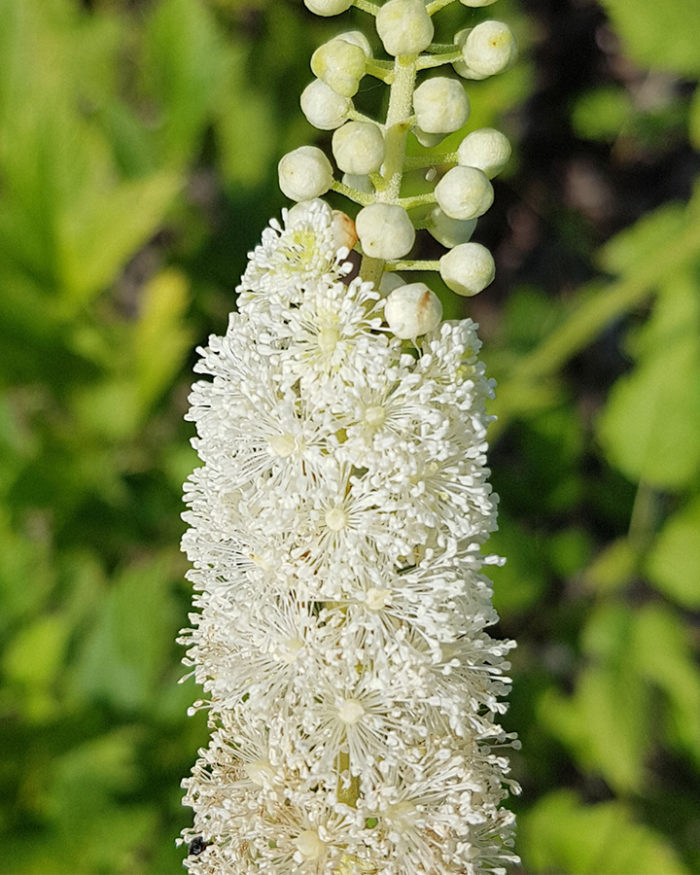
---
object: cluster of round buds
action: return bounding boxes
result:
[282,0,517,330]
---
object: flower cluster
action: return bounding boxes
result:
[180,202,518,873]
[180,0,520,871]
[282,0,516,331]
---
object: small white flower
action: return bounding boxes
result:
[278,145,334,202]
[375,0,434,57]
[356,203,415,259]
[435,165,494,221]
[413,77,470,134]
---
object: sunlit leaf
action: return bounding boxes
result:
[521,790,690,875]
[646,497,700,609]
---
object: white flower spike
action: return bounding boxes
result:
[181,0,520,871]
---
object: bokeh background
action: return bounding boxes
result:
[1,0,699,872]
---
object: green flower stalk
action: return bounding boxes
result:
[179,1,520,871]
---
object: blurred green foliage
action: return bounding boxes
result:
[0,0,698,873]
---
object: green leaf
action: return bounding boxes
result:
[58,171,181,308]
[572,86,634,142]
[690,85,700,150]
[143,0,228,161]
[131,268,193,407]
[584,537,638,593]
[539,603,652,792]
[632,603,700,763]
[596,272,700,489]
[646,497,700,609]
[488,516,548,616]
[520,790,690,875]
[599,0,700,77]
[597,202,687,276]
[72,556,178,711]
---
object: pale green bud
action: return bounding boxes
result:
[457,128,511,177]
[379,270,405,298]
[454,21,516,79]
[459,0,498,5]
[434,165,493,220]
[332,121,386,175]
[342,172,375,194]
[413,77,470,134]
[336,30,372,58]
[426,207,477,248]
[413,128,446,148]
[439,241,495,296]
[303,0,353,16]
[278,146,334,201]
[311,38,367,98]
[384,282,443,339]
[375,0,434,57]
[356,203,415,259]
[300,79,351,130]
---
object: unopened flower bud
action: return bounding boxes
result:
[413,128,446,148]
[455,21,516,79]
[375,0,434,57]
[379,271,405,298]
[457,128,511,177]
[356,204,415,259]
[311,38,366,98]
[434,166,493,221]
[459,0,498,6]
[426,207,477,248]
[384,283,443,339]
[337,30,372,58]
[300,79,351,130]
[332,121,385,175]
[278,146,334,201]
[413,77,470,134]
[342,172,375,194]
[331,209,358,251]
[439,241,495,296]
[303,0,353,15]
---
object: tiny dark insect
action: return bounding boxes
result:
[188,836,211,856]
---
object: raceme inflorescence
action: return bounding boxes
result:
[179,1,520,872]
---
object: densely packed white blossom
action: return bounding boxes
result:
[180,0,520,870]
[180,203,518,873]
